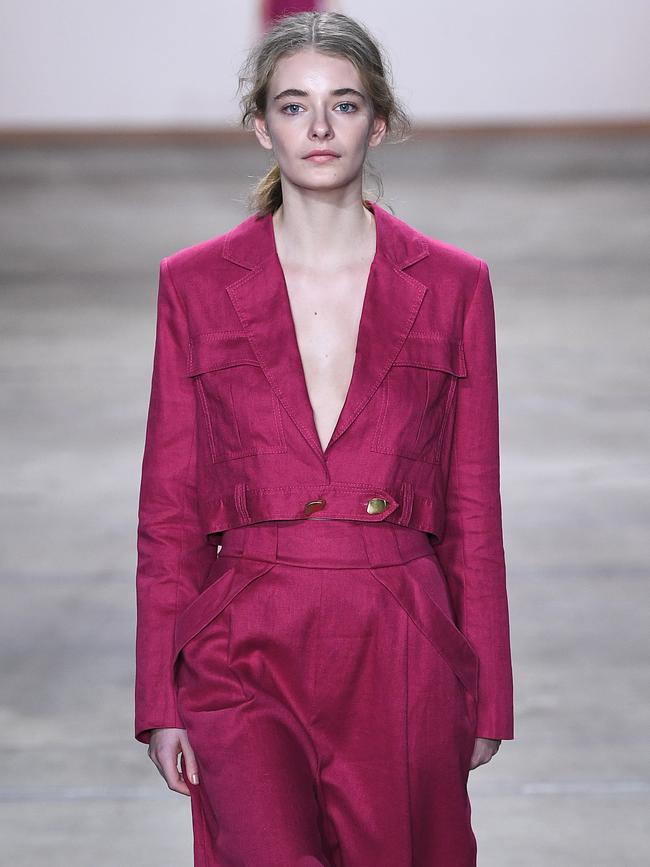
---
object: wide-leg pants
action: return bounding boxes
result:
[176,518,479,866]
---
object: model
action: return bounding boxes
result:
[134,11,514,867]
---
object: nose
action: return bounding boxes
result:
[309,109,334,140]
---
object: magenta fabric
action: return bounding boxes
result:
[262,2,324,30]
[177,519,478,866]
[134,199,514,755]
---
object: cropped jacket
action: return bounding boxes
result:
[134,200,515,744]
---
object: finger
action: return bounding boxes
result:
[161,749,190,796]
[180,736,200,787]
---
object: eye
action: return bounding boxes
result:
[280,101,359,115]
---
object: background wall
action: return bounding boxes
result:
[1,0,649,129]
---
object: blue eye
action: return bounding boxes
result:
[280,102,359,115]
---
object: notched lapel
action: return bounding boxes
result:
[226,255,326,458]
[222,202,431,461]
[331,254,427,450]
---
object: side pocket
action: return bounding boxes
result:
[368,559,479,704]
[173,557,276,671]
[415,551,458,625]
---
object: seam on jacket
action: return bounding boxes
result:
[163,255,200,724]
[455,258,487,662]
[468,258,486,321]
[399,480,414,525]
[234,482,251,524]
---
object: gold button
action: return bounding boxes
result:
[304,498,326,516]
[367,497,389,515]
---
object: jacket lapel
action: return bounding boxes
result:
[223,201,430,462]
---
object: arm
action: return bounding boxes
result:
[134,257,217,745]
[435,259,514,740]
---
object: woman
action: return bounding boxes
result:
[134,11,514,867]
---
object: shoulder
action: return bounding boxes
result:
[160,211,260,288]
[423,234,485,277]
[410,227,488,303]
[381,205,486,289]
[415,225,485,282]
[161,229,229,280]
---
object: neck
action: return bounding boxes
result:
[271,198,375,270]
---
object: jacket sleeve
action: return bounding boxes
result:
[435,259,515,740]
[134,257,217,745]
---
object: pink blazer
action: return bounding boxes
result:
[134,201,515,745]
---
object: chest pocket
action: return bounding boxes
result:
[187,331,287,463]
[371,334,467,465]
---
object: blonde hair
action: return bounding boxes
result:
[237,11,412,217]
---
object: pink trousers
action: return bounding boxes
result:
[177,519,479,866]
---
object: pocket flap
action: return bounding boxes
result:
[187,331,259,376]
[392,335,467,377]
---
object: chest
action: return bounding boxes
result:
[283,262,372,454]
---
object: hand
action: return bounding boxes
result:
[469,736,501,770]
[147,727,199,796]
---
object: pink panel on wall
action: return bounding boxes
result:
[261,0,325,30]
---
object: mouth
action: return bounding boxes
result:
[304,152,340,162]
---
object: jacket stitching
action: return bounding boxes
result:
[452,258,487,685]
[242,482,395,494]
[163,255,203,722]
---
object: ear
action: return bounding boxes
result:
[252,112,274,153]
[367,114,387,149]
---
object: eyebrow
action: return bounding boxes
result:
[272,87,367,102]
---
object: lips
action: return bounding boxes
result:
[305,152,339,162]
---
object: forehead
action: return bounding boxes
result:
[269,48,364,93]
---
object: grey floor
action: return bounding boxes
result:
[1,133,648,865]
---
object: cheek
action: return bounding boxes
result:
[264,117,297,152]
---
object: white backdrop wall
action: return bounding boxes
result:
[1,0,648,128]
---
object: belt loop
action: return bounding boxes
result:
[241,521,278,563]
[398,481,414,525]
[234,482,251,525]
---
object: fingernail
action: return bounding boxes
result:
[191,773,199,785]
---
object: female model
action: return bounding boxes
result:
[134,11,514,867]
